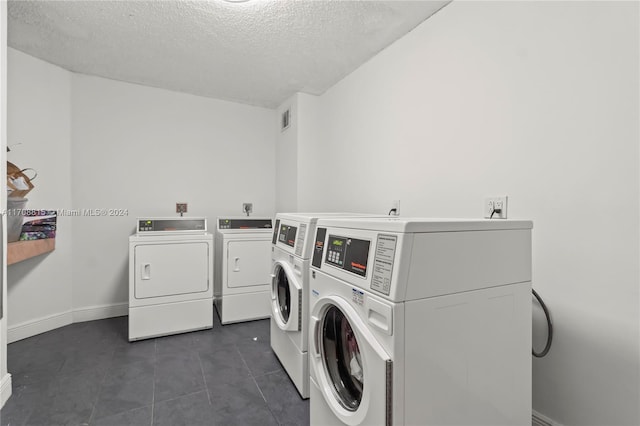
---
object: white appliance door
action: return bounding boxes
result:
[310,295,392,426]
[135,242,209,299]
[226,239,271,288]
[271,260,302,331]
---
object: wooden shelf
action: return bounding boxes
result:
[7,239,55,265]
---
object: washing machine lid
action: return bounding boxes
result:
[136,217,207,234]
[315,217,533,233]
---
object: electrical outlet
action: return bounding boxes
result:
[484,196,508,219]
[176,203,188,214]
[390,200,400,216]
[243,203,253,215]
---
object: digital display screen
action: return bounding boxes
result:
[325,234,370,277]
[278,224,297,248]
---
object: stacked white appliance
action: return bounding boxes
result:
[308,217,533,425]
[214,217,273,324]
[129,217,213,341]
[270,213,383,399]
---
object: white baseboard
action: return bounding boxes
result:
[7,310,73,343]
[7,303,128,343]
[72,302,128,323]
[0,373,12,409]
[533,410,563,426]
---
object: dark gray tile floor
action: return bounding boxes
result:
[0,309,309,426]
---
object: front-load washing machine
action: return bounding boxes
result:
[214,217,273,324]
[129,217,213,341]
[270,212,384,399]
[309,217,533,425]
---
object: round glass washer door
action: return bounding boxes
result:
[273,263,291,324]
[320,305,364,411]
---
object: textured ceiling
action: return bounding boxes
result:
[8,0,450,108]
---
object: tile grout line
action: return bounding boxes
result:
[236,343,254,382]
[85,347,117,425]
[250,371,281,425]
[196,351,212,406]
[236,343,281,424]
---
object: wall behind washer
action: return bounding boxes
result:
[275,94,298,212]
[6,49,73,338]
[5,51,276,338]
[297,2,639,425]
[71,74,276,312]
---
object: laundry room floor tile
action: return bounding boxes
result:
[0,380,48,426]
[208,376,278,426]
[24,370,104,426]
[154,352,206,403]
[199,346,252,387]
[1,309,310,426]
[236,337,282,377]
[91,360,155,420]
[155,332,199,357]
[111,339,156,365]
[255,370,310,426]
[93,405,153,426]
[152,391,215,426]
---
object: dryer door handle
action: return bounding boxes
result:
[141,263,151,280]
[233,257,240,272]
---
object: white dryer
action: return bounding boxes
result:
[309,217,533,426]
[270,212,384,399]
[129,217,213,341]
[214,217,273,324]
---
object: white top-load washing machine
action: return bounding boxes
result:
[270,212,385,399]
[214,217,273,324]
[309,217,533,426]
[129,217,213,341]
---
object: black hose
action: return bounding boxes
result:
[532,288,553,358]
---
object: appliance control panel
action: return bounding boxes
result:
[278,224,297,248]
[137,218,207,234]
[218,218,273,230]
[325,234,370,278]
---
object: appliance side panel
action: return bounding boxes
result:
[214,234,224,299]
[406,229,531,299]
[404,282,531,425]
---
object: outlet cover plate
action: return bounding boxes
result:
[390,200,400,216]
[176,203,188,214]
[484,196,508,219]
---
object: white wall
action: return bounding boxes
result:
[296,92,321,210]
[4,53,276,334]
[71,74,276,311]
[0,0,11,408]
[298,2,639,425]
[6,49,73,339]
[276,94,298,212]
